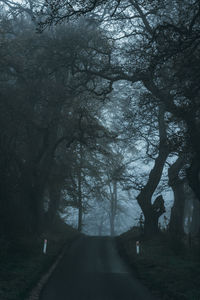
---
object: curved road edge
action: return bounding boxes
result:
[26,235,82,300]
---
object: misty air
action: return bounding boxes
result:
[0,0,200,299]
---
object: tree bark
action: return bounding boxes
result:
[168,156,185,236]
[144,210,160,236]
[47,182,62,227]
[137,105,169,236]
[186,155,200,202]
[143,78,200,202]
[191,195,200,236]
[109,180,117,236]
[77,143,83,232]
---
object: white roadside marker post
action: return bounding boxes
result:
[43,239,47,254]
[136,241,140,255]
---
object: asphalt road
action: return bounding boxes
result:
[40,236,157,300]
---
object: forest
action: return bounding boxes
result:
[0,0,200,299]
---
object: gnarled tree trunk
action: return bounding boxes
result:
[137,105,169,236]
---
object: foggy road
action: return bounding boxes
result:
[40,236,157,300]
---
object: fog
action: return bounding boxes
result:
[0,1,200,299]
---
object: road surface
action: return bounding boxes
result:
[40,236,157,300]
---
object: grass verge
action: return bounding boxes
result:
[116,229,200,300]
[0,222,80,300]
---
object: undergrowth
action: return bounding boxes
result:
[0,222,79,300]
[117,229,200,300]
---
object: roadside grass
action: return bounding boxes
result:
[0,222,80,300]
[117,229,200,300]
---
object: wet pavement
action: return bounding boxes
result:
[40,236,157,300]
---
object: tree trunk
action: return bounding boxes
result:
[31,184,46,235]
[19,168,44,235]
[110,218,115,236]
[137,105,169,236]
[77,143,83,232]
[78,187,83,232]
[187,155,200,202]
[143,78,200,202]
[168,156,185,236]
[140,195,165,236]
[144,211,160,236]
[47,182,61,227]
[98,217,104,236]
[169,180,185,236]
[109,180,117,236]
[191,196,200,236]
